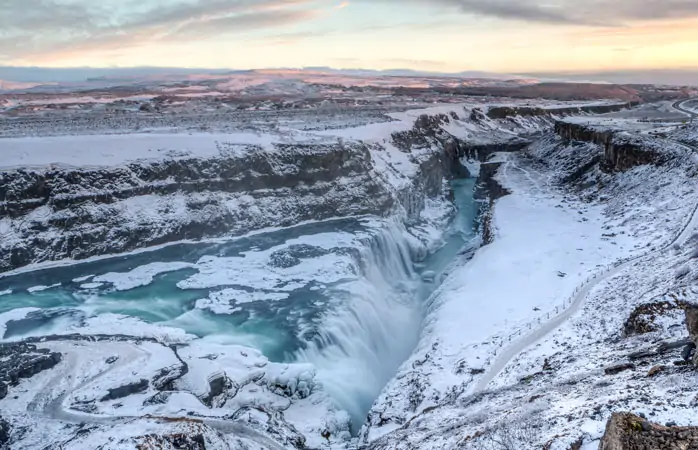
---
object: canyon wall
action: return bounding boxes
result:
[0,139,452,273]
[555,121,663,171]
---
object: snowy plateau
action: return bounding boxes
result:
[1,74,698,450]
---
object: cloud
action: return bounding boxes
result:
[372,0,698,26]
[0,0,321,60]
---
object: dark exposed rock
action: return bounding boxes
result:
[657,339,693,354]
[686,305,698,343]
[682,343,696,362]
[135,432,206,450]
[459,142,530,163]
[604,363,635,376]
[0,142,400,273]
[567,437,584,450]
[0,417,9,449]
[487,103,634,120]
[555,121,665,172]
[152,346,188,391]
[200,372,238,409]
[100,379,149,402]
[142,392,173,407]
[1,132,454,273]
[475,162,511,245]
[0,382,6,400]
[0,342,62,387]
[646,365,666,377]
[599,412,698,449]
[228,405,308,449]
[624,300,689,336]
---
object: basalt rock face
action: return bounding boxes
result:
[487,102,635,120]
[599,412,698,450]
[0,417,9,449]
[555,121,662,172]
[0,342,62,387]
[475,162,511,245]
[459,142,530,163]
[0,137,453,273]
[392,113,468,180]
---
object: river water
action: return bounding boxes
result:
[0,178,479,429]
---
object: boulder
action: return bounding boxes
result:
[646,366,665,378]
[685,305,698,366]
[100,379,149,402]
[599,412,698,449]
[685,305,698,343]
[604,363,635,376]
[0,417,9,448]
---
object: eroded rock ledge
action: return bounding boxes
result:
[599,413,698,450]
[475,162,511,245]
[554,121,664,172]
[0,139,450,273]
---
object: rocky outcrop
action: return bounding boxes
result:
[487,102,634,120]
[624,300,689,336]
[684,305,698,366]
[555,121,662,172]
[0,417,9,449]
[391,113,469,180]
[101,379,150,401]
[0,342,62,387]
[475,162,511,245]
[134,432,206,450]
[458,142,530,163]
[599,412,698,449]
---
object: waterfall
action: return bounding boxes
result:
[292,220,427,431]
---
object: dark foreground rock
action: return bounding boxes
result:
[134,432,206,450]
[0,136,454,273]
[599,412,698,449]
[0,342,62,387]
[101,379,150,402]
[0,417,9,449]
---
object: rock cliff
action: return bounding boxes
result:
[0,137,453,273]
[599,413,698,450]
[554,121,663,171]
[487,102,635,120]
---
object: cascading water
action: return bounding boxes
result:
[292,178,479,430]
[0,178,478,438]
[292,221,425,428]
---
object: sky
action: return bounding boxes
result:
[1,0,698,77]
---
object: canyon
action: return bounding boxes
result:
[1,93,698,450]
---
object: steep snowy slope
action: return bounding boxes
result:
[365,117,698,449]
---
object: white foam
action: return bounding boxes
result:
[27,283,61,293]
[196,289,290,315]
[0,307,40,337]
[178,232,359,292]
[94,261,194,291]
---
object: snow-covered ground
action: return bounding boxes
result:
[365,114,698,449]
[3,99,697,449]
